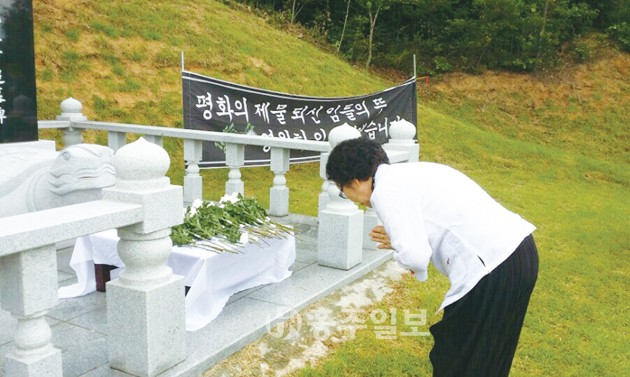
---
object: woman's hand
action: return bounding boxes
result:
[369,225,392,249]
[370,226,414,275]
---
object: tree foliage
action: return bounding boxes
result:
[234,0,629,73]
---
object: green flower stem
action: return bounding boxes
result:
[171,194,293,254]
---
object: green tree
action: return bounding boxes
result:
[356,0,396,70]
[234,0,614,72]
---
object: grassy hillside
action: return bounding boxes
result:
[33,1,629,376]
[33,0,391,205]
[33,0,389,124]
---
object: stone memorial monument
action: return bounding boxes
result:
[0,0,38,144]
[0,0,58,199]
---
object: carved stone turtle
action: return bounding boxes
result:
[0,144,115,217]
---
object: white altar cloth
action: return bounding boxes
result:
[58,229,296,331]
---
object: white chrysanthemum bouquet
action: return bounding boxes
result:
[171,193,293,253]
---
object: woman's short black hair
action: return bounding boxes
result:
[326,137,389,187]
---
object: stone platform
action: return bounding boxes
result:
[0,214,392,377]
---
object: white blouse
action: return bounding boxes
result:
[370,162,536,312]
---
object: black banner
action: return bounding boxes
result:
[182,71,417,167]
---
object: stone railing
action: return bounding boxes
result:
[39,98,419,214]
[0,138,185,377]
[1,97,419,375]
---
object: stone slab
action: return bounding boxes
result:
[248,248,392,309]
[50,321,108,377]
[68,307,108,335]
[47,291,106,322]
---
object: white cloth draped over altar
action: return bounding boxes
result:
[59,229,296,331]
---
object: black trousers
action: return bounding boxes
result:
[429,234,539,377]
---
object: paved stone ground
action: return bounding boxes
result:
[204,259,406,377]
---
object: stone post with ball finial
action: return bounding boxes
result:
[317,124,364,270]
